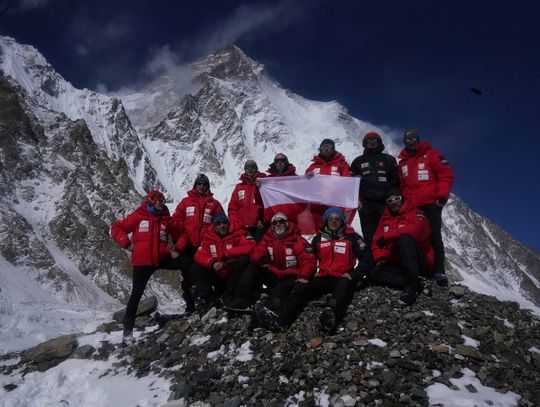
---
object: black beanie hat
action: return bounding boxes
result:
[193,174,210,188]
[319,138,335,150]
[403,129,420,144]
[362,131,382,148]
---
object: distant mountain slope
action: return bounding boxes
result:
[0,36,538,316]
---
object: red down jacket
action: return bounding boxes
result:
[194,225,257,279]
[251,224,317,280]
[311,227,370,278]
[172,189,224,249]
[228,172,266,229]
[371,200,434,270]
[305,152,351,177]
[398,142,454,206]
[110,203,172,266]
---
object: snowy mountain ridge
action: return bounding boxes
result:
[0,35,539,355]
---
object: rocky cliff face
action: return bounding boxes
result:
[0,73,180,306]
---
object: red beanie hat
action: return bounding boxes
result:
[362,131,381,148]
[146,190,165,206]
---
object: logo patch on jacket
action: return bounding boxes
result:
[138,220,149,232]
[334,246,346,254]
[383,225,389,233]
[268,247,274,259]
[418,170,429,181]
[285,255,297,268]
[186,206,195,217]
[286,248,293,255]
[401,165,408,176]
[304,243,313,253]
[226,244,233,250]
[210,245,217,257]
[361,162,369,168]
[238,190,245,200]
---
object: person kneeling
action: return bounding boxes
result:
[191,213,256,315]
[369,188,434,305]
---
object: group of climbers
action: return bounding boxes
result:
[111,129,454,340]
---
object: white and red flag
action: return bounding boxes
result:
[259,175,360,234]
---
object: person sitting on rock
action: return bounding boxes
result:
[228,160,267,242]
[255,207,372,333]
[368,188,434,305]
[305,139,351,177]
[172,173,224,310]
[191,213,257,314]
[111,190,193,342]
[226,212,316,312]
[267,153,297,177]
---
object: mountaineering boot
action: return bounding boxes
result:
[253,303,284,332]
[399,286,418,305]
[433,273,448,286]
[319,307,336,334]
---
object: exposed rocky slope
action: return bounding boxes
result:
[2,285,539,406]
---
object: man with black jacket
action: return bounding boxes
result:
[350,132,399,246]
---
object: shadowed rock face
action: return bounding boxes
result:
[0,74,180,305]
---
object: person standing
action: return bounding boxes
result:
[267,153,297,177]
[350,131,399,246]
[305,139,351,176]
[111,190,191,341]
[398,130,454,285]
[228,160,267,242]
[171,174,224,311]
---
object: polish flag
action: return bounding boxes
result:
[259,175,360,234]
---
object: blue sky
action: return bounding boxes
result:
[1,0,539,250]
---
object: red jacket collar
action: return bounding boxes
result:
[240,172,266,184]
[311,152,347,165]
[398,141,432,160]
[187,189,214,199]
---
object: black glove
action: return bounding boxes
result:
[256,256,269,267]
[376,237,386,248]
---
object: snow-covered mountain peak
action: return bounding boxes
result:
[193,44,265,81]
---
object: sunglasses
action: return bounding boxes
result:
[386,195,403,205]
[327,216,343,222]
[244,165,257,170]
[272,219,287,226]
[274,158,288,164]
[214,221,228,226]
[404,137,418,142]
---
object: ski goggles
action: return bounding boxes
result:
[271,219,287,226]
[386,195,403,205]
